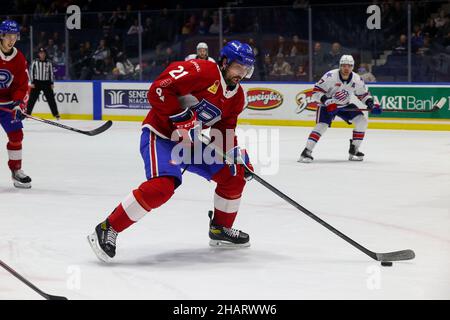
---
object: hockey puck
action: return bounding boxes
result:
[381,261,393,267]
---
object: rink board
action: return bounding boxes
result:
[33,81,450,130]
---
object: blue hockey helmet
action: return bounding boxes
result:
[0,20,21,40]
[219,40,255,78]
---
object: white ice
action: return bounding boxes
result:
[0,120,449,300]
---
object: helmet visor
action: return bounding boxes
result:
[1,32,20,41]
[229,61,254,79]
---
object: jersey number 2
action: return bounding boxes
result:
[169,66,188,80]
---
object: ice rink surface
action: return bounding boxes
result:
[0,120,449,300]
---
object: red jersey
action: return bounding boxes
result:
[144,59,246,150]
[0,47,29,106]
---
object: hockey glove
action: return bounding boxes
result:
[225,146,254,181]
[366,100,382,115]
[9,101,26,122]
[170,108,201,143]
[324,99,339,115]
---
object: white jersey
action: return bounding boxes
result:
[313,69,372,107]
[185,54,216,63]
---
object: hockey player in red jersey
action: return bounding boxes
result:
[0,20,31,188]
[89,40,256,262]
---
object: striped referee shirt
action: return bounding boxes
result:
[30,59,54,84]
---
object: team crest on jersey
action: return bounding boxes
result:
[191,99,222,126]
[207,80,220,95]
[0,69,13,89]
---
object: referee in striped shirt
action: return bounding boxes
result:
[27,48,60,120]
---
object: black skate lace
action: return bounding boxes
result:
[106,227,118,246]
[223,227,240,238]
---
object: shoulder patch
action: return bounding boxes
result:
[207,80,220,94]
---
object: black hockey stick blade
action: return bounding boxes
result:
[83,120,113,136]
[45,294,69,300]
[0,259,68,300]
[376,249,415,262]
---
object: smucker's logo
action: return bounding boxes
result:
[295,88,319,114]
[246,88,283,110]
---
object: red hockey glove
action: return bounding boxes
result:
[324,99,338,115]
[169,108,201,143]
[9,101,26,122]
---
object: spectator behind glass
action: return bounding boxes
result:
[127,19,143,35]
[417,36,433,56]
[392,34,407,55]
[93,39,111,61]
[423,18,438,39]
[357,63,376,82]
[45,38,58,61]
[325,42,342,68]
[181,14,197,35]
[261,54,272,80]
[198,20,209,35]
[312,42,326,80]
[201,9,212,28]
[165,47,177,66]
[290,34,306,57]
[411,25,424,53]
[271,35,289,57]
[115,52,137,80]
[295,64,308,81]
[224,13,240,34]
[248,38,259,58]
[434,9,448,28]
[271,53,293,76]
[209,13,220,34]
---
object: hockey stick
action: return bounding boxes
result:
[0,259,68,300]
[0,107,113,136]
[343,97,446,113]
[200,134,415,263]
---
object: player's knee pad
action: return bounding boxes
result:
[137,176,175,209]
[7,130,23,148]
[353,115,368,132]
[213,166,246,199]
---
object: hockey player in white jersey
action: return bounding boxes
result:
[185,42,215,62]
[298,55,382,162]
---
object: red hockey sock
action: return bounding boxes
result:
[212,166,246,228]
[7,130,23,171]
[108,176,175,232]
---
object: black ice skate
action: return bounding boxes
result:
[298,148,313,163]
[11,169,32,189]
[348,139,364,161]
[87,219,118,262]
[208,211,250,248]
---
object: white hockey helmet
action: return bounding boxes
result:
[197,42,208,50]
[339,55,354,67]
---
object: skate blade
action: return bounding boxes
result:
[13,181,31,189]
[87,233,111,263]
[348,155,364,161]
[298,157,312,163]
[209,239,251,248]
